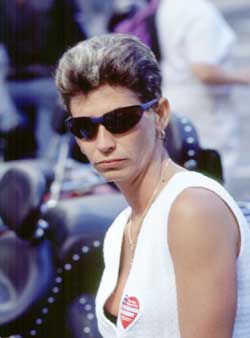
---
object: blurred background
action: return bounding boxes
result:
[0,0,249,200]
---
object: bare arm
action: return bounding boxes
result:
[168,188,240,338]
[192,63,250,86]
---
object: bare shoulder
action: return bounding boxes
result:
[167,189,240,338]
[168,187,240,259]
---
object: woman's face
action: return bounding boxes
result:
[69,84,168,183]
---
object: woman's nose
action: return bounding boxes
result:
[95,125,116,154]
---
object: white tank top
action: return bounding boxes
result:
[95,171,250,338]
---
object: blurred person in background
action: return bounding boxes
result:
[156,0,250,185]
[108,0,145,35]
[74,0,115,37]
[0,0,86,159]
[109,0,161,62]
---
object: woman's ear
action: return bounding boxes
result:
[155,97,171,131]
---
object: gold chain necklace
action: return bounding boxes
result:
[127,158,171,254]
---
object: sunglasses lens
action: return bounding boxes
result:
[66,104,145,140]
[105,106,143,134]
[67,118,98,140]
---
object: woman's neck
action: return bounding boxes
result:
[117,151,170,217]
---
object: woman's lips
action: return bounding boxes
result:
[96,159,126,169]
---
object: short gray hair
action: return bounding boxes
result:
[55,33,162,110]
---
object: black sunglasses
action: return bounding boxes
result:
[65,98,158,140]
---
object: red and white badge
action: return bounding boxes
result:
[120,295,140,329]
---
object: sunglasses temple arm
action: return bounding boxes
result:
[141,98,158,110]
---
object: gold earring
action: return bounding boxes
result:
[158,129,166,140]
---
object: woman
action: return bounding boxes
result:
[55,34,250,338]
